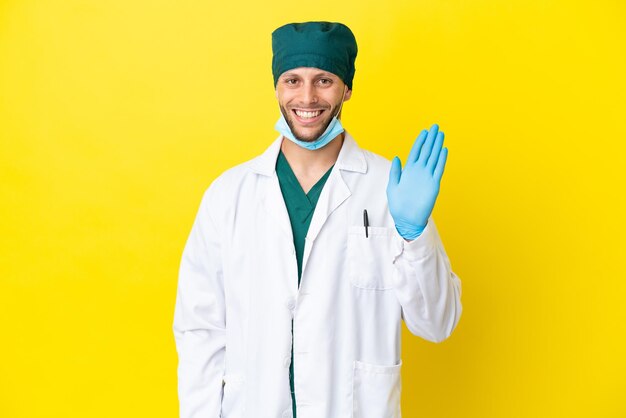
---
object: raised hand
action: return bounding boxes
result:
[386,124,448,240]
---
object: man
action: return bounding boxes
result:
[173,21,462,418]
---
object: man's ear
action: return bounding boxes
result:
[344,88,352,101]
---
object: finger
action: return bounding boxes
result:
[433,147,448,183]
[417,124,439,166]
[388,156,402,188]
[407,129,428,164]
[426,131,444,174]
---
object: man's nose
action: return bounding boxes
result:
[301,82,318,105]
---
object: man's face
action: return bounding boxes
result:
[275,67,352,142]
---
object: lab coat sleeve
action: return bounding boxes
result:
[173,187,226,418]
[391,217,462,343]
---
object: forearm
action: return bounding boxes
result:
[391,218,462,342]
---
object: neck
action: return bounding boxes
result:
[280,132,344,177]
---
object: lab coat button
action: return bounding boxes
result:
[283,356,291,368]
[286,297,296,311]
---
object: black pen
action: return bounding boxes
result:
[363,209,369,238]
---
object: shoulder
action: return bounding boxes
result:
[201,158,259,206]
[340,140,392,196]
[343,132,392,175]
[362,149,392,173]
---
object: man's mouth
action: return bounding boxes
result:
[292,109,325,124]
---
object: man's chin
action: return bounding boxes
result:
[285,115,333,142]
[292,129,325,143]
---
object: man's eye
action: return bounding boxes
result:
[285,79,297,85]
[318,78,332,85]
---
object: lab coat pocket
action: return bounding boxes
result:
[221,374,245,417]
[348,226,394,290]
[352,360,402,418]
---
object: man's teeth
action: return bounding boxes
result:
[295,110,322,119]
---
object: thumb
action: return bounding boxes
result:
[388,156,402,188]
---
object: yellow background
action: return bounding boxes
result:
[1,0,625,417]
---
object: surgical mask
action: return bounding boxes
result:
[274,88,347,151]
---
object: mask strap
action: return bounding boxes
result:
[334,86,348,119]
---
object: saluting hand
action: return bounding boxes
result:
[386,124,448,240]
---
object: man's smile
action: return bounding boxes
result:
[292,108,326,124]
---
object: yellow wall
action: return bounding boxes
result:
[1,1,624,417]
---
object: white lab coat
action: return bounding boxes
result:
[173,131,462,418]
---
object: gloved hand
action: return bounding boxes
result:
[387,124,448,240]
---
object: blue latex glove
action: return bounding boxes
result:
[387,124,448,240]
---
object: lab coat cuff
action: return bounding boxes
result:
[393,219,437,262]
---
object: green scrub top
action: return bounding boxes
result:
[275,149,334,418]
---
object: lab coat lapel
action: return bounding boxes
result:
[250,134,295,243]
[261,175,294,243]
[301,132,367,278]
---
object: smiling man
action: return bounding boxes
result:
[173,21,462,418]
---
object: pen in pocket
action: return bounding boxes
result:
[363,209,369,238]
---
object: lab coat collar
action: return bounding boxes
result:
[249,130,368,176]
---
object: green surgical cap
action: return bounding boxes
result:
[272,21,358,89]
